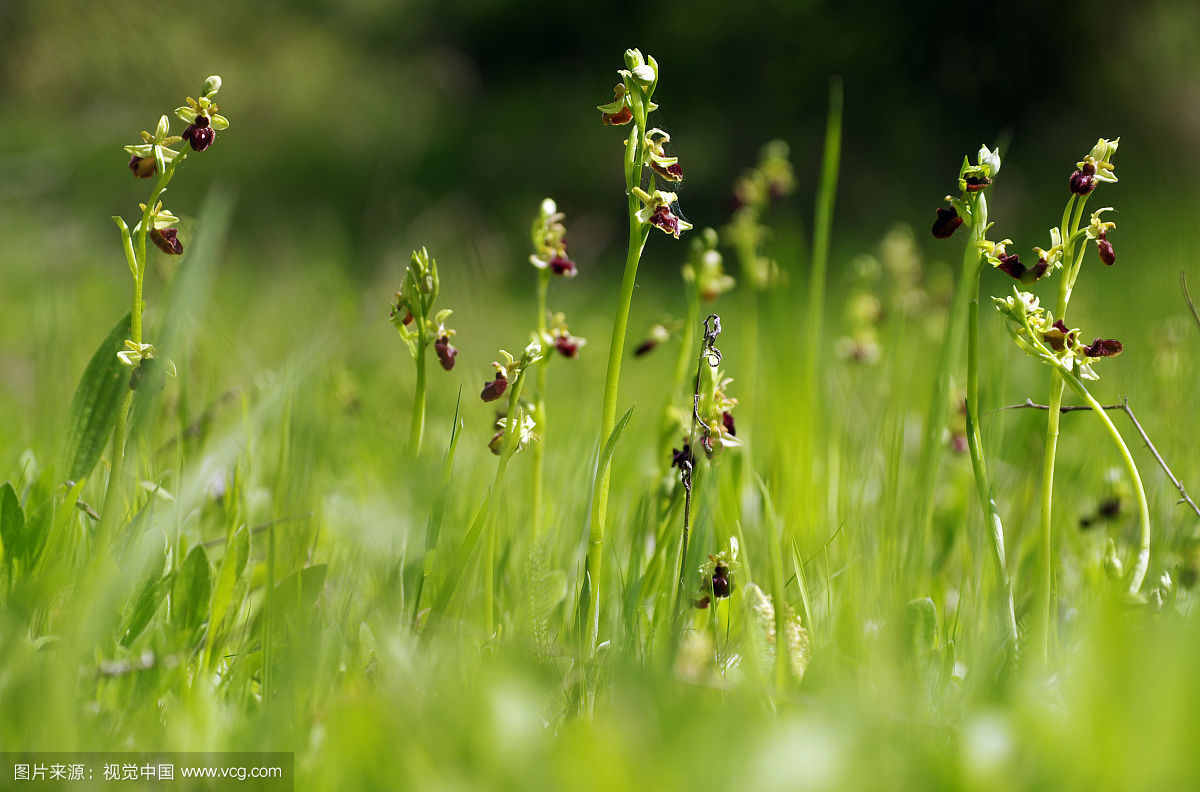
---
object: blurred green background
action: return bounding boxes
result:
[3,0,1200,267]
[4,0,1200,446]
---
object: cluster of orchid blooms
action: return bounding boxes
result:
[596,50,691,240]
[932,139,1125,378]
[114,76,228,383]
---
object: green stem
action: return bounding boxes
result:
[97,152,185,540]
[532,272,550,538]
[1036,192,1090,660]
[963,222,1018,644]
[584,124,650,657]
[1056,373,1150,593]
[483,365,529,638]
[410,329,427,455]
[912,200,977,577]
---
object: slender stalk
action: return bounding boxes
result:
[97,153,185,541]
[801,76,842,541]
[1036,192,1089,660]
[531,272,550,537]
[409,329,427,455]
[584,123,650,657]
[961,193,1017,644]
[484,365,529,638]
[960,235,1017,643]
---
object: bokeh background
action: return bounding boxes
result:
[3,0,1200,491]
[3,0,1200,275]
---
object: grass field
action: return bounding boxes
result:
[3,46,1200,792]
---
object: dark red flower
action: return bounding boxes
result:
[480,371,508,402]
[1042,319,1075,352]
[997,254,1026,280]
[671,442,694,471]
[722,411,736,437]
[651,161,684,182]
[1084,338,1123,358]
[648,205,682,237]
[931,206,963,239]
[183,115,215,152]
[964,175,991,191]
[1069,170,1096,196]
[554,335,580,358]
[150,227,183,255]
[548,255,577,277]
[711,563,733,599]
[634,339,657,357]
[128,155,156,178]
[602,106,633,126]
[1097,231,1116,266]
[435,336,457,371]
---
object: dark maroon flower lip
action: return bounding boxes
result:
[480,371,508,402]
[1042,319,1076,352]
[1097,231,1116,266]
[183,123,215,152]
[651,161,684,182]
[548,255,577,277]
[963,175,991,191]
[634,339,657,357]
[670,442,694,471]
[997,254,1025,280]
[150,227,183,255]
[931,206,963,239]
[554,336,580,358]
[721,411,736,437]
[711,564,733,599]
[1069,170,1096,196]
[602,106,633,126]
[996,253,1049,284]
[435,336,457,371]
[128,155,156,178]
[1083,338,1123,357]
[648,205,681,236]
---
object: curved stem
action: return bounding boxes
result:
[1057,371,1151,594]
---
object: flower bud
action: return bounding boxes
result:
[202,75,222,98]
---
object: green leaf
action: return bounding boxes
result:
[172,544,211,636]
[208,525,250,640]
[0,482,24,568]
[62,312,132,482]
[121,558,171,647]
